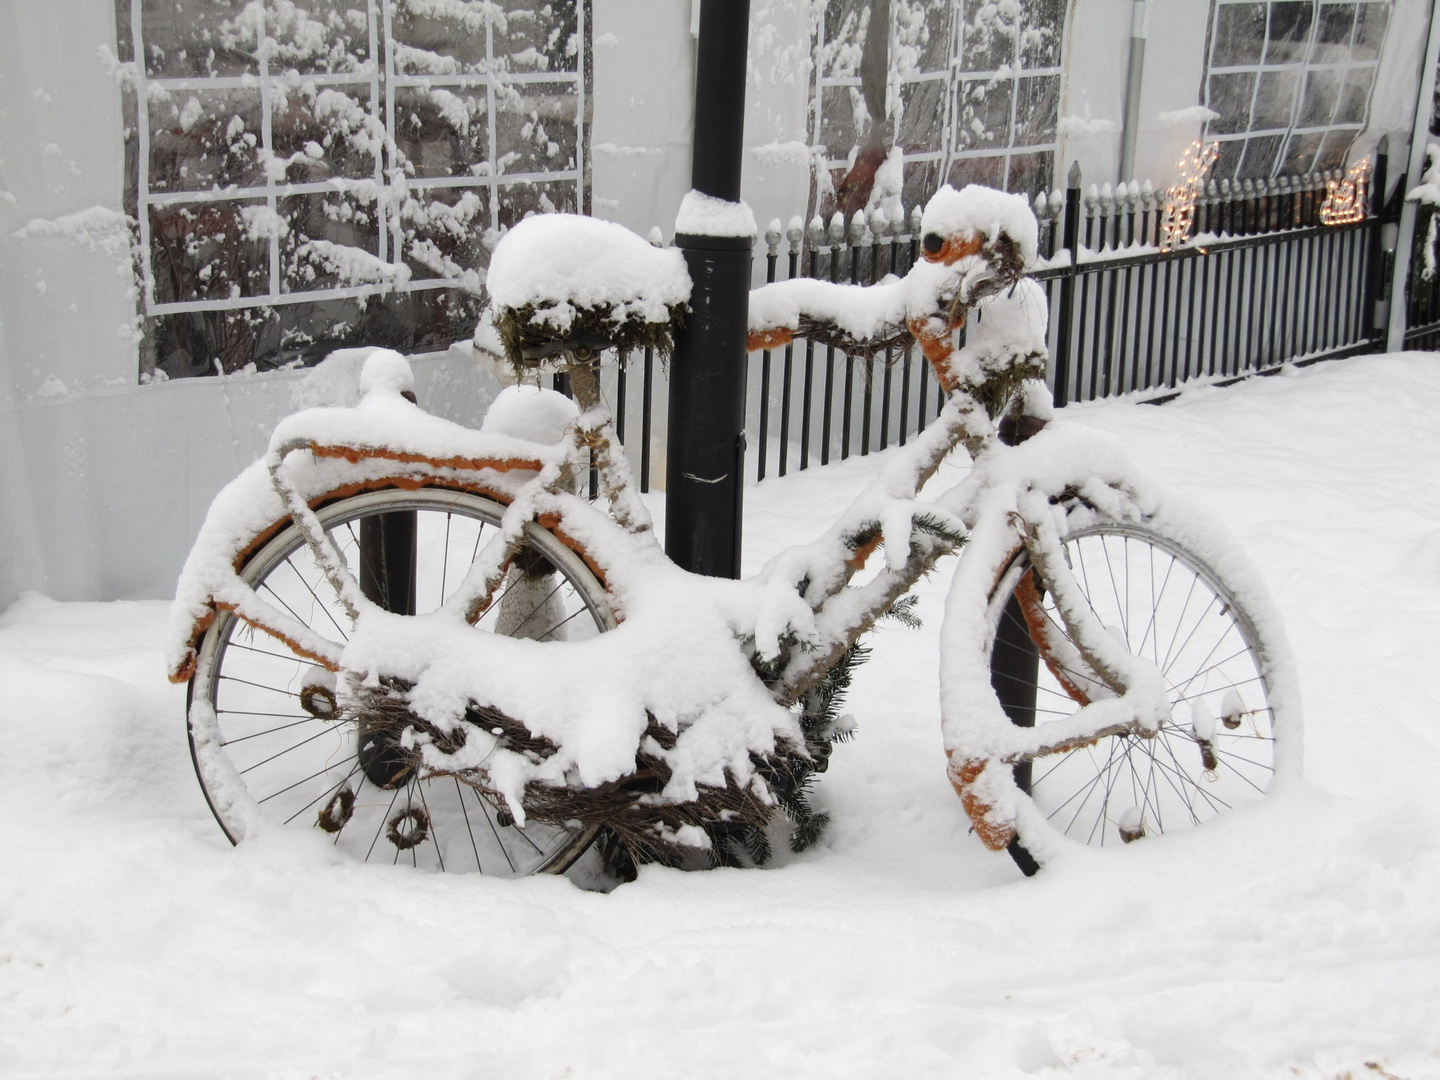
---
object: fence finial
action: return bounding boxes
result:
[1068,160,1083,188]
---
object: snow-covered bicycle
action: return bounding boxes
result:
[168,185,1301,880]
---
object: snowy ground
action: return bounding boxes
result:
[3,352,1439,1079]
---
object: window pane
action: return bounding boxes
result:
[1213,3,1266,67]
[496,179,579,228]
[391,0,493,75]
[947,155,1007,190]
[821,0,867,79]
[1280,130,1324,172]
[1207,71,1257,134]
[496,0,580,73]
[1311,4,1357,62]
[1352,1,1389,60]
[1239,133,1282,177]
[1212,136,1246,180]
[147,87,265,193]
[1298,68,1342,127]
[820,84,863,160]
[1335,66,1374,124]
[149,200,269,303]
[1265,2,1315,65]
[279,192,383,293]
[493,82,580,175]
[1007,150,1053,197]
[401,187,491,283]
[961,0,1017,71]
[1013,74,1060,146]
[1315,129,1356,170]
[139,0,255,78]
[1019,3,1066,68]
[956,78,1013,150]
[898,79,947,155]
[894,0,953,74]
[151,308,281,377]
[394,85,492,179]
[270,85,381,183]
[902,158,943,212]
[250,0,373,76]
[1252,69,1300,129]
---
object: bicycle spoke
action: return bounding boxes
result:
[415,778,444,872]
[456,777,484,873]
[220,716,314,747]
[282,759,363,827]
[239,725,340,776]
[366,784,405,861]
[482,792,518,873]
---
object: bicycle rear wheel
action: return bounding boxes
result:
[187,486,613,875]
[987,519,1285,870]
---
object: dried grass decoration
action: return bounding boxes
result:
[484,213,692,374]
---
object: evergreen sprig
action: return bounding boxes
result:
[911,511,968,549]
[882,593,923,629]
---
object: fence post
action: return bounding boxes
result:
[1365,140,1390,351]
[1051,161,1082,407]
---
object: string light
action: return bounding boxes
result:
[1319,156,1370,225]
[1159,140,1220,253]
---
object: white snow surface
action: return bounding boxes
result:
[4,353,1440,1077]
[674,189,759,238]
[920,185,1040,267]
[1157,105,1222,126]
[484,213,691,330]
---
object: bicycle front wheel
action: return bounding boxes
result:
[986,518,1288,870]
[187,486,613,876]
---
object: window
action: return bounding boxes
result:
[116,0,590,379]
[812,0,1069,209]
[1202,0,1389,180]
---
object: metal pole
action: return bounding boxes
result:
[666,0,753,578]
[1118,0,1149,184]
[1386,0,1440,353]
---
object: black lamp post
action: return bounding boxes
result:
[664,0,752,579]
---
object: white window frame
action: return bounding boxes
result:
[811,0,1068,196]
[127,0,586,322]
[1202,0,1389,179]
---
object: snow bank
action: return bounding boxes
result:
[5,354,1440,1079]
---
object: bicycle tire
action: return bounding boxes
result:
[187,486,613,875]
[984,517,1292,872]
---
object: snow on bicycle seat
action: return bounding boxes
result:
[477,214,692,368]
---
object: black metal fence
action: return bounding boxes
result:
[1037,160,1389,407]
[586,159,1390,491]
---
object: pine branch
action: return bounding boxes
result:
[881,593,923,630]
[910,511,968,549]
